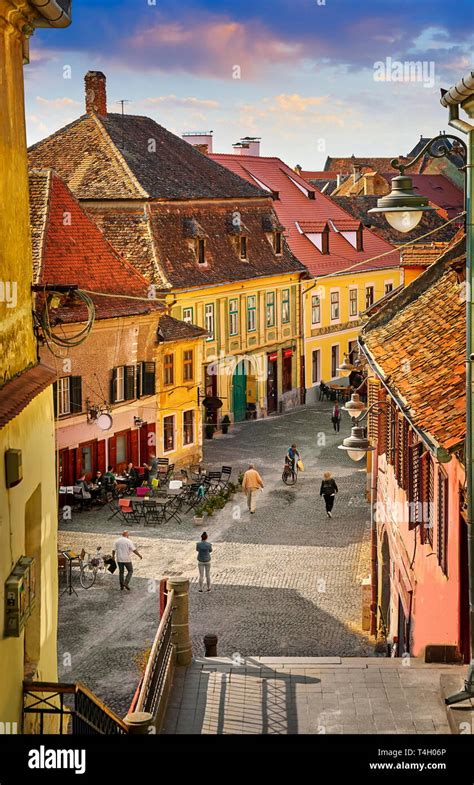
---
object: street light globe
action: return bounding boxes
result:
[343,393,366,419]
[384,210,423,233]
[347,449,367,462]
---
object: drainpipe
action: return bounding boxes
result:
[29,0,72,27]
[370,437,379,637]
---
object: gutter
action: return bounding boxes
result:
[29,0,72,28]
[358,336,452,463]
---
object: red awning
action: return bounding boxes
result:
[283,349,293,359]
[268,352,278,362]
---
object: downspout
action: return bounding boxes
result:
[370,437,379,637]
[29,0,72,27]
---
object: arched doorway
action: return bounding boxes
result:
[232,360,247,422]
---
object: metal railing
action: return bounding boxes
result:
[134,589,174,718]
[23,681,129,735]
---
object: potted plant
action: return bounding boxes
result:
[193,503,205,525]
[205,422,215,439]
[206,497,217,516]
[221,414,231,434]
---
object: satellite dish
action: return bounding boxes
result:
[96,413,113,431]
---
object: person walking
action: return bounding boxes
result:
[112,531,142,591]
[320,472,338,518]
[332,402,341,432]
[242,463,264,514]
[196,532,212,592]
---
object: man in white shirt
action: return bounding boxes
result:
[112,531,142,591]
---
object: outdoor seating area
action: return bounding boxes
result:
[62,463,235,527]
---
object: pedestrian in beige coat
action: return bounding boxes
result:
[242,463,264,514]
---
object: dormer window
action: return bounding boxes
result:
[240,236,248,260]
[296,221,329,254]
[329,219,363,251]
[274,232,282,255]
[197,238,206,264]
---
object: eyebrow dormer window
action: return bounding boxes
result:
[274,232,282,255]
[197,238,206,264]
[240,236,248,260]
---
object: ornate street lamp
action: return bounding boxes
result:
[337,424,373,462]
[342,393,366,419]
[336,353,356,374]
[368,134,466,232]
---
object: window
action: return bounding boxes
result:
[81,446,92,474]
[163,415,175,452]
[365,286,374,309]
[54,376,82,417]
[183,307,193,324]
[311,295,321,325]
[349,288,358,317]
[240,236,248,260]
[330,291,340,321]
[312,350,320,384]
[266,292,275,327]
[183,410,194,445]
[116,434,127,464]
[183,350,194,382]
[164,354,174,386]
[408,442,422,530]
[111,366,135,403]
[395,414,409,492]
[282,353,292,392]
[205,303,214,340]
[59,377,70,415]
[229,299,238,336]
[421,454,434,547]
[281,289,290,323]
[247,295,256,332]
[274,231,282,255]
[197,238,206,264]
[138,362,155,397]
[331,346,339,378]
[437,470,448,575]
[385,282,393,295]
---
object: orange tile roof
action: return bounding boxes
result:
[361,236,466,450]
[211,154,400,277]
[400,243,448,267]
[29,169,165,321]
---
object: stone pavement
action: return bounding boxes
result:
[162,657,461,735]
[58,402,375,716]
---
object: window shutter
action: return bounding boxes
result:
[108,436,116,470]
[110,368,118,404]
[136,363,142,399]
[53,381,58,418]
[367,379,379,440]
[408,442,422,530]
[143,362,155,396]
[125,365,136,401]
[70,376,82,413]
[421,453,434,546]
[386,405,394,465]
[396,413,404,486]
[437,470,448,575]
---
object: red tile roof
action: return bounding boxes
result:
[211,154,400,277]
[29,169,165,321]
[325,156,424,174]
[381,173,464,217]
[361,235,466,451]
[0,363,56,427]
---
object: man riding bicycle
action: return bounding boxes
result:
[286,444,300,473]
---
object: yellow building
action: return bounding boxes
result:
[302,267,401,395]
[0,0,71,730]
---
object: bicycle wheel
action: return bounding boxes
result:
[282,468,297,486]
[79,563,97,589]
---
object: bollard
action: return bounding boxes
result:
[167,577,192,666]
[204,633,218,657]
[123,711,153,734]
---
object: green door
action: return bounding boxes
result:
[232,362,247,422]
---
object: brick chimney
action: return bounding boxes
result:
[85,71,107,116]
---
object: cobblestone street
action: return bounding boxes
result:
[58,402,375,715]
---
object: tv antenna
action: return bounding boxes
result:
[116,99,131,116]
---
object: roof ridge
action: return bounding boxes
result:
[28,114,89,153]
[144,202,171,289]
[91,114,149,199]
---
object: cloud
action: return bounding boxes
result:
[140,95,219,109]
[35,96,81,109]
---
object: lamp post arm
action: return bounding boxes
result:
[390,133,467,176]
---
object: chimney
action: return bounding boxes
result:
[85,71,107,116]
[182,131,213,153]
[233,137,261,156]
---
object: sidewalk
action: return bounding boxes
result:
[162,656,464,735]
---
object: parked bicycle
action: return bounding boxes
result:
[79,546,108,589]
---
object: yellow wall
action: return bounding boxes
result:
[0,391,58,728]
[170,273,302,420]
[303,268,401,394]
[156,337,204,467]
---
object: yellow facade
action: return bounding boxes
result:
[170,272,302,422]
[302,267,401,400]
[0,1,65,729]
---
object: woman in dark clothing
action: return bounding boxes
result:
[331,402,341,432]
[320,472,338,518]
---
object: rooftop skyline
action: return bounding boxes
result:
[25,0,473,167]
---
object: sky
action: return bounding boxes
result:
[25,0,474,168]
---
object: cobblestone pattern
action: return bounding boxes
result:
[58,403,374,715]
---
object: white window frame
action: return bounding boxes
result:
[330,289,340,323]
[281,289,290,324]
[183,307,193,324]
[384,280,394,295]
[163,414,176,453]
[349,286,358,319]
[311,294,321,325]
[58,377,71,415]
[115,366,125,403]
[183,409,195,446]
[205,303,214,341]
[266,292,275,327]
[247,295,257,332]
[365,284,375,310]
[312,349,321,385]
[229,299,239,336]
